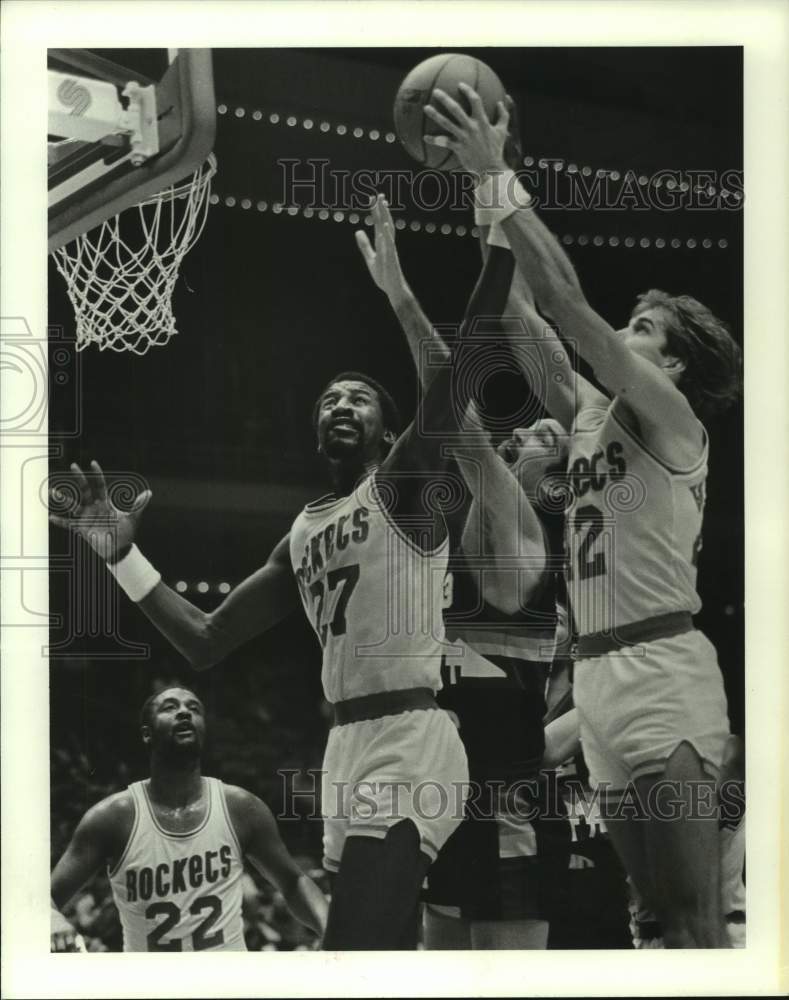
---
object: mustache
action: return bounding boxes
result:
[328,415,362,430]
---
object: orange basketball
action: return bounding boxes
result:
[393,54,506,171]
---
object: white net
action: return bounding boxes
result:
[52,154,217,354]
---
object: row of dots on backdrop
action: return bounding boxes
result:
[206,194,730,250]
[173,580,232,595]
[175,576,741,616]
[216,103,743,201]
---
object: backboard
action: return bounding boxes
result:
[48,48,216,251]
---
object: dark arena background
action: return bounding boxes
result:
[48,47,743,951]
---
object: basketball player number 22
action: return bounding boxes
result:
[309,564,360,646]
[146,895,223,951]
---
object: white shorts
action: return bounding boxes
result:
[321,707,469,872]
[573,629,729,792]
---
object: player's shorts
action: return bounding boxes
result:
[321,704,469,873]
[573,629,729,794]
[422,648,553,921]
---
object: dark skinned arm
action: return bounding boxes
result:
[225,786,327,938]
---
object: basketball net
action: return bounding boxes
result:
[52,154,217,354]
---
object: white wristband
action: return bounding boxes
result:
[106,544,161,602]
[486,221,512,249]
[474,168,532,226]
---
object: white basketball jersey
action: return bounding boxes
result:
[108,777,246,952]
[567,403,707,636]
[289,472,450,703]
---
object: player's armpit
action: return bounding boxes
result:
[375,366,455,552]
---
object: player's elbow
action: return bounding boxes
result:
[187,620,228,671]
[189,646,223,672]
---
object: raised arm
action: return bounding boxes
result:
[355,194,450,389]
[50,462,299,670]
[501,206,703,462]
[374,244,515,547]
[225,786,327,939]
[381,240,515,479]
[504,266,608,430]
[425,84,703,464]
[452,401,547,614]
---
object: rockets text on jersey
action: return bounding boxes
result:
[289,472,451,703]
[108,777,246,951]
[566,402,707,637]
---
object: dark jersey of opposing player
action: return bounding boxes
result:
[424,504,568,920]
[439,504,567,782]
[541,752,632,949]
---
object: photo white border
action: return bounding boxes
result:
[2,1,787,996]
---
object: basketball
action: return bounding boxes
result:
[393,54,507,171]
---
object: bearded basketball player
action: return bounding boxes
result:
[50,686,327,952]
[50,229,519,949]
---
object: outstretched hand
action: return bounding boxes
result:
[424,82,511,179]
[51,908,85,952]
[49,460,151,563]
[354,194,410,305]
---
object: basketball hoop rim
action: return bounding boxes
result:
[138,151,217,206]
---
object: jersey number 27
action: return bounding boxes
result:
[309,563,360,646]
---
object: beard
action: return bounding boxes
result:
[153,733,203,763]
[322,436,364,460]
[321,422,368,462]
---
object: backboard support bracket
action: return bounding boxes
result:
[48,48,215,251]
